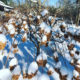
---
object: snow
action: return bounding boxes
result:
[8,18,15,24]
[4,7,10,12]
[46,64,54,72]
[31,0,37,3]
[61,22,66,26]
[40,22,47,30]
[77,59,80,65]
[0,7,80,80]
[23,21,27,25]
[0,1,13,9]
[48,16,53,21]
[64,53,72,62]
[41,9,48,16]
[44,26,51,33]
[24,24,28,29]
[28,61,38,75]
[9,58,18,67]
[37,53,47,61]
[29,13,33,16]
[60,67,68,76]
[22,15,27,20]
[0,27,2,32]
[73,47,77,52]
[37,15,41,19]
[0,69,12,80]
[71,40,76,45]
[53,52,58,58]
[10,29,15,35]
[12,65,21,75]
[76,65,80,68]
[73,70,79,78]
[76,41,80,47]
[18,18,22,24]
[18,74,23,80]
[67,27,76,35]
[42,53,47,60]
[38,74,50,80]
[0,54,4,61]
[46,63,50,69]
[16,14,20,19]
[70,50,75,55]
[55,61,61,69]
[8,24,15,31]
[0,34,7,43]
[0,1,5,5]
[23,62,27,74]
[23,33,27,39]
[14,40,18,45]
[71,58,74,62]
[42,35,47,42]
[31,25,35,31]
[24,46,34,58]
[52,70,60,80]
[9,52,15,58]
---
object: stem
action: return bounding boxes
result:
[5,36,17,67]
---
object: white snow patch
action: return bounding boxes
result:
[28,61,38,75]
[41,9,48,16]
[12,65,21,75]
[9,58,18,67]
[0,69,12,80]
[73,70,79,78]
[42,35,47,42]
[37,53,47,61]
[0,34,7,43]
[44,26,51,34]
[40,22,47,30]
[24,46,34,58]
[38,74,50,80]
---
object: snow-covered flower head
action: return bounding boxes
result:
[44,26,51,34]
[40,22,47,30]
[22,15,27,20]
[9,58,18,67]
[41,9,49,17]
[77,59,80,65]
[61,22,66,27]
[42,35,47,42]
[73,70,79,78]
[8,18,16,24]
[29,13,33,17]
[23,21,27,25]
[37,53,47,61]
[28,61,38,75]
[37,15,41,19]
[48,16,53,21]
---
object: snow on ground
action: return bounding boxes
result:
[0,8,80,80]
[0,69,12,80]
[38,74,50,80]
[0,35,74,80]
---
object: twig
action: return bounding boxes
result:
[5,36,17,67]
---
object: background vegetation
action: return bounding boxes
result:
[0,0,80,25]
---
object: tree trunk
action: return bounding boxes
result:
[76,8,80,25]
[76,0,80,25]
[37,42,40,56]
